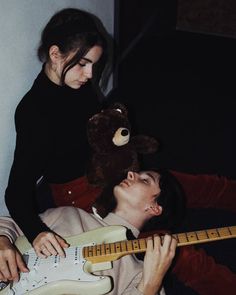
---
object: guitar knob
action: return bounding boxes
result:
[31,280,39,288]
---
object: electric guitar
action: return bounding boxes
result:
[0,224,235,295]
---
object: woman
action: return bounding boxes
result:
[4,8,110,255]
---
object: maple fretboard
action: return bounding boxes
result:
[83,225,236,264]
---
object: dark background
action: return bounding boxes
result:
[107,0,236,179]
[107,3,236,293]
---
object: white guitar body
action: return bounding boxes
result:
[0,225,127,295]
[1,224,235,295]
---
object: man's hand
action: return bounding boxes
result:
[0,235,28,282]
[33,231,69,258]
[138,234,177,295]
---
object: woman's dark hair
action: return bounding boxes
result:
[93,168,186,231]
[37,8,110,87]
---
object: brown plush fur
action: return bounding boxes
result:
[86,102,159,187]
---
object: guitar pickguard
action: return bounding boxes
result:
[0,225,128,295]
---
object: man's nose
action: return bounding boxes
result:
[127,171,138,180]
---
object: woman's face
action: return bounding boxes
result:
[51,45,103,89]
[114,171,161,210]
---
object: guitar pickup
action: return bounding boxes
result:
[53,255,60,267]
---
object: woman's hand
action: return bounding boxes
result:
[0,235,28,282]
[138,234,177,295]
[32,231,69,258]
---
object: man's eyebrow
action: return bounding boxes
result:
[81,57,92,63]
[146,172,158,183]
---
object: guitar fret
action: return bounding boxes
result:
[101,243,105,255]
[93,245,97,257]
[185,232,189,242]
[115,242,121,252]
[195,231,199,240]
[88,246,93,257]
[106,244,111,254]
[172,234,179,243]
[137,239,141,250]
[96,244,101,255]
[196,230,208,241]
[206,229,218,239]
[218,227,227,237]
[82,225,236,263]
[110,243,115,254]
[132,240,139,251]
[177,233,188,243]
[126,240,133,252]
[121,241,127,252]
[139,238,147,251]
[186,231,198,242]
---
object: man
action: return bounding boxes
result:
[0,169,185,295]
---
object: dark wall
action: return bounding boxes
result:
[108,1,236,179]
[177,0,236,38]
[115,0,177,54]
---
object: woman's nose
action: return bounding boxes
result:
[85,64,93,79]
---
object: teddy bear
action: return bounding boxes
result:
[86,102,159,187]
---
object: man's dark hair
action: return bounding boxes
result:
[93,167,186,231]
[143,168,186,232]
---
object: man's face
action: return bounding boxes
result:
[114,171,161,210]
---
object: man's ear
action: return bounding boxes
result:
[150,203,163,216]
[49,45,61,62]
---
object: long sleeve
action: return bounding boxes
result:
[171,170,236,212]
[4,70,101,244]
[5,96,52,243]
[0,216,23,243]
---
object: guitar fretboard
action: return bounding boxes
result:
[83,225,236,264]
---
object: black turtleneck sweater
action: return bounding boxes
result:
[5,68,101,243]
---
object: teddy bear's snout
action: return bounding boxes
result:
[112,127,130,146]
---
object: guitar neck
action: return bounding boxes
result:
[83,225,236,264]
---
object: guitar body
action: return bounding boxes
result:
[1,224,235,295]
[1,225,128,295]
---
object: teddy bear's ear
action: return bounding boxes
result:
[108,102,128,116]
[130,135,160,154]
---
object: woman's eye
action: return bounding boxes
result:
[78,62,86,67]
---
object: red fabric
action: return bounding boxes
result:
[171,170,236,212]
[50,172,236,294]
[173,246,236,295]
[169,170,236,294]
[50,176,102,213]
